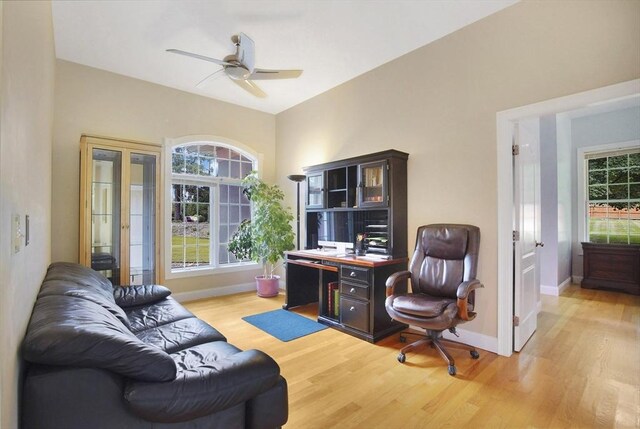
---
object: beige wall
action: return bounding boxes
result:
[53,60,276,293]
[0,1,55,427]
[275,0,640,338]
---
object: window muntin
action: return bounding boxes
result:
[170,142,255,272]
[587,150,640,244]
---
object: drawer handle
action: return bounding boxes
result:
[350,288,356,293]
[350,271,357,278]
[349,306,356,312]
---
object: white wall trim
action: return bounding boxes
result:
[540,277,571,296]
[173,282,257,302]
[442,328,499,355]
[173,279,287,303]
[558,276,572,294]
[540,284,559,296]
[572,275,583,284]
[496,79,640,358]
[406,325,498,354]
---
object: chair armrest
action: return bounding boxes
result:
[385,271,411,297]
[456,279,484,321]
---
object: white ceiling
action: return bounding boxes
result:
[52,0,517,114]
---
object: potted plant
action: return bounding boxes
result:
[228,172,295,297]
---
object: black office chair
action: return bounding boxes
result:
[385,224,484,376]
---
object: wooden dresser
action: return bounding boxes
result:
[581,242,640,295]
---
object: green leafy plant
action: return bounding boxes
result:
[228,172,295,279]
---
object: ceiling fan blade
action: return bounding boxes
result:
[231,78,267,98]
[196,68,225,88]
[166,49,232,66]
[249,68,303,80]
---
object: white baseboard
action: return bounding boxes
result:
[540,277,573,296]
[572,275,583,285]
[173,279,288,303]
[540,284,559,296]
[406,325,498,354]
[558,277,571,294]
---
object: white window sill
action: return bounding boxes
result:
[166,262,261,279]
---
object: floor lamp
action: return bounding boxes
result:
[287,174,306,250]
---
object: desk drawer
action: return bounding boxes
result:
[340,265,369,284]
[340,280,370,300]
[340,296,369,332]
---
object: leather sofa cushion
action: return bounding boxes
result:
[390,293,456,317]
[125,297,194,332]
[39,279,131,329]
[113,284,171,308]
[23,295,176,382]
[124,342,281,423]
[136,317,227,353]
[45,262,114,295]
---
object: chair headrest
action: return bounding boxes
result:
[422,226,468,260]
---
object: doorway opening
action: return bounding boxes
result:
[496,79,640,357]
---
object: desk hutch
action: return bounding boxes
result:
[285,150,409,342]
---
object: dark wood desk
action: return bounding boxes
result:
[285,251,408,342]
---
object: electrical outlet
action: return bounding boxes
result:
[12,214,23,254]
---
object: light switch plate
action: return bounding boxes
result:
[12,214,22,254]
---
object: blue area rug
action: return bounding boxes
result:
[242,309,328,342]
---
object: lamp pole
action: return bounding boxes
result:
[287,174,306,250]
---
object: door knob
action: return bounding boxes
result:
[350,272,357,278]
[535,241,544,247]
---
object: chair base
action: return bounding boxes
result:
[397,329,480,376]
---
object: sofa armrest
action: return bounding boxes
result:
[113,285,171,308]
[124,347,281,423]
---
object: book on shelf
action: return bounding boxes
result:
[327,282,339,318]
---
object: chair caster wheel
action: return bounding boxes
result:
[470,350,480,359]
[448,365,456,376]
[397,353,406,363]
[399,335,406,343]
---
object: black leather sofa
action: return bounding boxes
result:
[22,262,288,429]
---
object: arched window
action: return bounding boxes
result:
[166,138,258,275]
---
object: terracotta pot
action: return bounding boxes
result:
[255,275,280,298]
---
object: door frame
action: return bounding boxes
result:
[496,79,640,357]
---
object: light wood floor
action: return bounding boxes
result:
[184,285,640,429]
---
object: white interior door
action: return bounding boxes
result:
[513,118,541,352]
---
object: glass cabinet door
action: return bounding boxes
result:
[81,135,162,287]
[359,161,388,207]
[128,153,157,285]
[306,172,325,208]
[90,148,122,284]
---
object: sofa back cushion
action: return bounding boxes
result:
[23,295,177,382]
[40,262,133,328]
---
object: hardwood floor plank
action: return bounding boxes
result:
[184,285,640,428]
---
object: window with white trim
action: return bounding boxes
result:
[585,148,640,244]
[170,142,255,272]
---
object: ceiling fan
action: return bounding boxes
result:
[167,33,302,98]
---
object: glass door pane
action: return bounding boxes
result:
[91,149,121,284]
[306,172,324,208]
[359,161,386,206]
[129,152,157,285]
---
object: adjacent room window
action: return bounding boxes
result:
[169,142,256,273]
[586,148,640,244]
